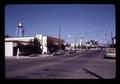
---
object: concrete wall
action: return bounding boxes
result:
[5,42,13,56]
[35,34,48,54]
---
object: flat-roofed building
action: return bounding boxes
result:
[5,37,34,56]
[5,34,65,57]
[35,34,65,54]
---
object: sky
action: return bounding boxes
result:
[5,4,115,44]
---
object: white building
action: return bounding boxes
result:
[5,37,34,56]
[5,34,64,57]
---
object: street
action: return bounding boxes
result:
[5,50,116,79]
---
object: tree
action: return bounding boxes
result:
[27,38,42,54]
[5,34,11,37]
[66,43,70,47]
[33,38,42,53]
[77,44,80,49]
[74,44,77,49]
[81,45,86,49]
[90,40,99,46]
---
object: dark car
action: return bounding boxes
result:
[69,50,76,54]
[53,50,65,56]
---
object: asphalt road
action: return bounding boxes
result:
[5,50,116,79]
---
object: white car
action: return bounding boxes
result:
[104,48,116,59]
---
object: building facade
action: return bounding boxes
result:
[5,34,65,57]
[5,37,34,56]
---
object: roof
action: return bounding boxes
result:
[5,37,34,42]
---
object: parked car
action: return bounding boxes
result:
[53,50,65,56]
[104,48,116,59]
[69,50,76,54]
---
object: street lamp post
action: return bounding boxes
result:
[80,36,83,51]
[17,47,19,59]
[68,34,71,50]
[74,34,77,50]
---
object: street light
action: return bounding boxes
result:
[67,34,71,44]
[68,34,71,38]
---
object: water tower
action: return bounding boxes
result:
[16,22,24,37]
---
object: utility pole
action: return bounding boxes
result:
[111,30,113,45]
[59,24,61,52]
[68,34,71,50]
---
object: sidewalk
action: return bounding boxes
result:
[39,54,53,57]
[5,50,87,59]
[5,54,53,59]
[5,56,30,59]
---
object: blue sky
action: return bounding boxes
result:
[5,4,115,44]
